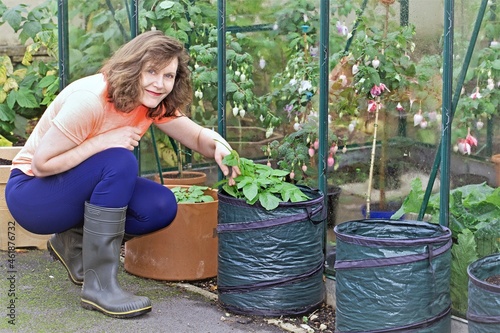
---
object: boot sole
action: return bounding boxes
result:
[47,240,84,286]
[81,299,152,318]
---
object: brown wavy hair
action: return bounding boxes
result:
[101,30,192,118]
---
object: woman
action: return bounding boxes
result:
[5,30,239,319]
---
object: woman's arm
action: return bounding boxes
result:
[155,116,240,183]
[32,125,141,177]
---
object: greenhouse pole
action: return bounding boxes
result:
[57,0,69,90]
[319,0,329,253]
[217,0,227,182]
[439,0,454,227]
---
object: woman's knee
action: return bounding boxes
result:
[99,148,139,179]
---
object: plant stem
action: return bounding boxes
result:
[366,97,381,218]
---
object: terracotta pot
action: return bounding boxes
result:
[0,146,51,250]
[124,186,218,281]
[491,154,500,187]
[154,170,207,186]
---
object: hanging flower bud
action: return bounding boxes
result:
[327,154,334,167]
[259,57,266,69]
[487,78,495,91]
[267,160,272,167]
[352,64,359,75]
[302,164,308,172]
[342,146,347,154]
[348,122,355,133]
[371,57,380,69]
[313,139,319,150]
[419,120,428,129]
[308,146,315,157]
[265,127,274,138]
[232,106,239,117]
[330,144,338,155]
[289,171,295,179]
[413,110,423,127]
[293,122,301,131]
[239,109,246,118]
[476,120,484,130]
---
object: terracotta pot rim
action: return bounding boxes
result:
[491,154,500,163]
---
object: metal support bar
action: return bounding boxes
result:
[438,0,455,227]
[57,0,69,90]
[217,0,227,182]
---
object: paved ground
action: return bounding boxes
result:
[0,249,291,333]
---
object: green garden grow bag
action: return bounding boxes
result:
[467,253,500,333]
[334,219,452,333]
[217,186,325,316]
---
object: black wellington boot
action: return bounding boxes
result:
[47,225,84,285]
[80,202,152,318]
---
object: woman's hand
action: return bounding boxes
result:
[95,126,142,151]
[214,140,240,186]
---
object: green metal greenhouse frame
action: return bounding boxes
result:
[56,0,494,230]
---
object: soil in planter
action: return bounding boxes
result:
[486,274,500,285]
[191,277,336,332]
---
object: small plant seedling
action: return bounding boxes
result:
[171,186,215,203]
[214,139,309,210]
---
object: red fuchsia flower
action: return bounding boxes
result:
[327,154,334,167]
[368,100,377,112]
[466,129,478,147]
[457,138,471,155]
[470,87,482,99]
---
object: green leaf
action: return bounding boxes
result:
[15,88,38,108]
[242,183,258,202]
[259,191,280,210]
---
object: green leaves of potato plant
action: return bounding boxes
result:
[215,142,309,210]
[171,185,214,204]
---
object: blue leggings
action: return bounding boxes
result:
[5,148,177,235]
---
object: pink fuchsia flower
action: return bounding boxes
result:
[336,21,348,36]
[370,83,389,97]
[327,154,334,167]
[313,139,319,150]
[302,164,308,172]
[330,144,338,155]
[396,102,404,112]
[308,146,315,157]
[289,171,295,179]
[368,100,377,113]
[470,87,482,99]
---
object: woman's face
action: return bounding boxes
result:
[139,58,178,108]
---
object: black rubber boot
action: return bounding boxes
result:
[47,225,84,285]
[80,202,152,318]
